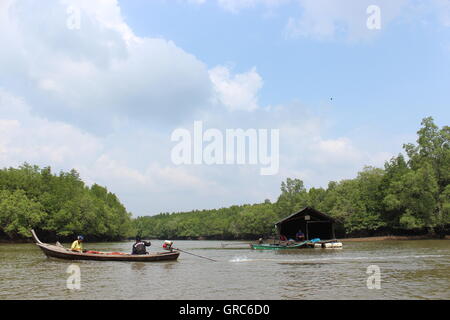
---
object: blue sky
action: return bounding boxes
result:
[0,0,449,216]
[119,0,450,132]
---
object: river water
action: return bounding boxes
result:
[0,240,449,300]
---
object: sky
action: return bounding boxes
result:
[0,0,449,216]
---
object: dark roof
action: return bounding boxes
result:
[275,207,338,225]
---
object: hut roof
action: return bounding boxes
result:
[275,207,338,226]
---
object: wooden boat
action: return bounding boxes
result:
[31,230,180,262]
[250,241,310,250]
[250,239,343,250]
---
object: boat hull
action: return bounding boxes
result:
[31,230,179,262]
[250,242,309,250]
[37,243,180,261]
[250,239,342,250]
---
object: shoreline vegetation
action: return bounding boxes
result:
[0,117,449,243]
[338,235,450,242]
[1,234,449,244]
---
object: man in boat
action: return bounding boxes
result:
[295,230,305,242]
[132,236,151,255]
[279,234,290,245]
[71,235,85,252]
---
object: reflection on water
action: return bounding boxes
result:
[0,240,448,299]
[130,262,146,272]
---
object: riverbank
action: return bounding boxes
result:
[339,235,450,242]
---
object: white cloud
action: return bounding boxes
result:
[186,0,450,41]
[0,0,404,216]
[267,105,395,186]
[433,0,450,27]
[0,88,220,215]
[0,0,213,130]
[0,89,102,167]
[183,0,290,13]
[0,86,397,215]
[186,0,207,4]
[315,137,363,163]
[284,0,409,41]
[209,66,263,111]
[216,0,289,13]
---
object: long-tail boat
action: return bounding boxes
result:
[250,240,343,250]
[250,240,311,250]
[31,230,179,262]
[250,238,343,250]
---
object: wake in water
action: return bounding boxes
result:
[229,256,253,263]
[229,254,448,264]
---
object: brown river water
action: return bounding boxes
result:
[0,240,449,300]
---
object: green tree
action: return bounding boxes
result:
[0,164,133,240]
[0,190,46,238]
[275,178,308,217]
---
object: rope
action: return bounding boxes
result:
[174,247,217,262]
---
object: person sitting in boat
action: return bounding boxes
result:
[295,230,305,241]
[71,235,84,252]
[132,236,151,255]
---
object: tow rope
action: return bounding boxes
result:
[163,241,217,262]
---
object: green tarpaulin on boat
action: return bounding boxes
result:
[250,240,312,250]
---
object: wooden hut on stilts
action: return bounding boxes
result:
[250,207,343,250]
[275,207,337,241]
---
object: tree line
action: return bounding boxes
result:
[0,164,133,241]
[0,117,448,241]
[134,117,449,239]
